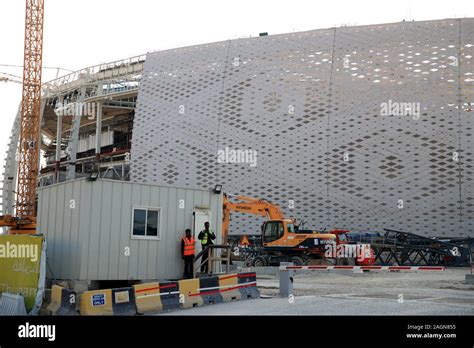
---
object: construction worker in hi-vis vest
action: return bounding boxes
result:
[181,229,195,279]
[198,222,216,274]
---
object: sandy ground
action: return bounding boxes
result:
[160,268,474,315]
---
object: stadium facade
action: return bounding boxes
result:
[2,18,473,237]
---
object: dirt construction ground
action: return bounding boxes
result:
[161,268,474,315]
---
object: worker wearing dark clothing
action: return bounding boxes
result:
[198,222,216,274]
[292,217,300,232]
[181,229,195,279]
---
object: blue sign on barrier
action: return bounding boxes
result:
[92,293,106,306]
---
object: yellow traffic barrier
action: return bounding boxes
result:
[80,289,113,315]
[80,287,136,315]
[77,272,258,315]
[178,278,203,309]
[47,285,63,314]
[218,273,241,302]
[133,282,163,314]
[47,285,77,315]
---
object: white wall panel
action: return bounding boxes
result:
[131,19,474,237]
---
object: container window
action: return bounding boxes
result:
[146,210,159,236]
[132,207,160,239]
[133,209,146,236]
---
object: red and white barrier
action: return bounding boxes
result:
[279,265,445,271]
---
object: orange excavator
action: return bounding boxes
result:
[222,194,336,266]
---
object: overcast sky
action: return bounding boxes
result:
[1,0,473,194]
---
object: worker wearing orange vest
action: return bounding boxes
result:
[181,229,195,279]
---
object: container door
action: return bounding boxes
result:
[193,210,211,256]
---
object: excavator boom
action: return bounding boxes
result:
[222,194,286,244]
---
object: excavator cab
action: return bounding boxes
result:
[261,219,335,254]
[262,220,284,243]
[262,220,294,244]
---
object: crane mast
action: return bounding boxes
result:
[17,0,44,222]
[1,0,45,233]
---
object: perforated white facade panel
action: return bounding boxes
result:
[131,19,474,237]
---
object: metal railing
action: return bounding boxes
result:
[44,54,146,93]
[194,245,231,276]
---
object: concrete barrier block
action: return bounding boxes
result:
[218,273,241,302]
[111,287,136,315]
[133,282,163,314]
[80,289,113,315]
[237,272,260,299]
[158,281,181,311]
[199,276,223,305]
[178,278,203,309]
[47,285,77,315]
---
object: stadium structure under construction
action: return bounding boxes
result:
[1,17,473,238]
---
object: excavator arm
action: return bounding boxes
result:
[222,193,286,244]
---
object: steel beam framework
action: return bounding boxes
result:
[370,229,473,266]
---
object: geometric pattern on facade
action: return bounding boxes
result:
[131,18,474,237]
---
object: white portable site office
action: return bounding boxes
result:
[37,178,223,281]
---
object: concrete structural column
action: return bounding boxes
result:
[66,85,86,181]
[55,98,63,183]
[94,101,103,170]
